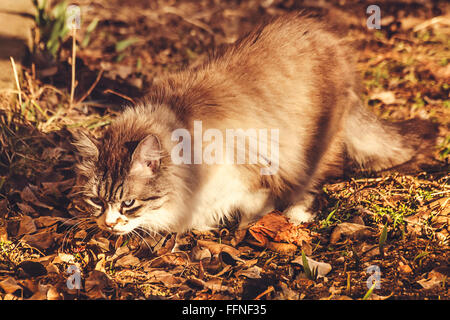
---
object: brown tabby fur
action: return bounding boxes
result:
[73,13,436,235]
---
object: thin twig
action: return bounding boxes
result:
[254,286,274,300]
[77,68,104,104]
[162,6,214,34]
[413,15,450,32]
[69,27,77,110]
[10,57,23,111]
[372,188,397,209]
[103,89,135,103]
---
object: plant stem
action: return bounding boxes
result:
[69,27,77,110]
[10,57,23,112]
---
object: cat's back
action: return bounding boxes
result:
[149,13,357,129]
[208,13,351,75]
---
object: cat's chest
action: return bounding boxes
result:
[194,166,247,212]
[189,166,268,229]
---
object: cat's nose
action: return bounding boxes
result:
[105,216,127,228]
[104,207,128,229]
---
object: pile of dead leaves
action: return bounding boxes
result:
[0,66,448,303]
[1,175,449,299]
[1,198,335,300]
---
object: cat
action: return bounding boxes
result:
[72,13,432,236]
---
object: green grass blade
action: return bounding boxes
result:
[302,249,314,280]
[115,38,139,52]
[362,282,377,300]
[379,222,388,257]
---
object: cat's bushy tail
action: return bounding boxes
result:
[343,91,438,172]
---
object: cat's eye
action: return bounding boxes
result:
[122,199,135,208]
[89,197,103,207]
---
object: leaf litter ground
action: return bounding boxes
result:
[0,0,449,300]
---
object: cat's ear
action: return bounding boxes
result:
[129,135,161,177]
[72,129,99,179]
[72,130,99,161]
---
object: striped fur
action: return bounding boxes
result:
[73,13,427,235]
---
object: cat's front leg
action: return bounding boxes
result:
[237,190,275,229]
[283,203,316,224]
[283,192,316,224]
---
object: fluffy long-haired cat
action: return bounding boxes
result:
[73,13,434,236]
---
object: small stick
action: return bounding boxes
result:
[103,89,135,103]
[254,286,274,300]
[77,68,104,104]
[10,56,23,110]
[69,27,77,110]
[31,62,36,82]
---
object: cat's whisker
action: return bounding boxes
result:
[60,218,94,252]
[135,227,158,244]
[136,227,169,252]
[106,232,114,241]
[61,220,86,252]
[61,215,86,226]
[131,230,153,252]
[137,226,167,244]
[82,223,100,242]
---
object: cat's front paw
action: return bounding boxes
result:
[284,204,315,225]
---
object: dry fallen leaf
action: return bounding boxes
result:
[0,199,8,218]
[88,236,111,252]
[235,266,262,279]
[231,229,247,246]
[146,269,183,288]
[191,245,212,262]
[267,242,297,255]
[20,186,53,210]
[248,211,313,250]
[330,222,373,244]
[16,203,37,216]
[276,281,300,300]
[156,233,176,255]
[147,252,189,268]
[417,268,448,290]
[17,215,37,237]
[27,282,51,300]
[368,293,394,300]
[218,250,244,266]
[85,270,115,299]
[424,61,450,80]
[333,295,354,300]
[398,263,413,274]
[33,216,61,229]
[0,221,8,242]
[370,91,397,105]
[0,277,22,295]
[95,254,107,273]
[291,255,332,277]
[203,279,234,294]
[54,253,76,264]
[275,226,312,246]
[115,254,140,268]
[248,211,290,246]
[21,229,55,251]
[16,261,47,277]
[196,239,240,257]
[46,285,62,300]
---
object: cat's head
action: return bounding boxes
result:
[72,128,174,235]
